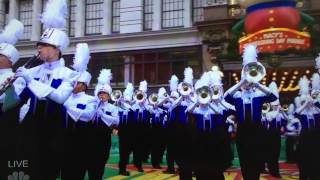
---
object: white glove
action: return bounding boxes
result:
[15,67,33,83]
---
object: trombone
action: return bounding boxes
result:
[111,90,122,102]
[133,90,146,103]
[148,93,158,105]
[178,82,192,96]
[241,62,266,83]
[0,54,40,96]
[196,86,212,104]
[262,103,270,114]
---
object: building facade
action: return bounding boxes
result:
[1,0,319,97]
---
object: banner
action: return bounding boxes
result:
[239,28,310,54]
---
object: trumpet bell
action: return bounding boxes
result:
[262,103,270,113]
[282,104,289,112]
[134,90,146,103]
[178,82,192,96]
[196,86,212,104]
[241,62,266,83]
[111,90,122,102]
[211,85,221,100]
[148,93,158,105]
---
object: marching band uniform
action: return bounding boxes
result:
[61,43,96,180]
[263,82,288,177]
[0,19,25,180]
[149,88,167,169]
[169,67,195,180]
[117,83,134,176]
[285,104,301,163]
[224,45,277,180]
[14,4,77,177]
[90,69,119,180]
[131,80,151,172]
[294,76,320,180]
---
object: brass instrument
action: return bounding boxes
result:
[178,82,192,96]
[196,86,212,104]
[281,104,289,112]
[148,93,158,105]
[134,90,146,103]
[0,54,40,96]
[311,90,320,100]
[262,103,270,114]
[111,90,122,102]
[211,85,221,100]
[241,62,266,83]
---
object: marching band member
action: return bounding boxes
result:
[149,87,167,169]
[61,43,96,180]
[294,75,320,180]
[264,82,288,178]
[91,69,119,179]
[224,45,277,180]
[14,1,78,178]
[285,104,301,163]
[131,80,151,172]
[162,75,179,174]
[208,70,236,173]
[0,19,24,180]
[118,83,134,176]
[316,54,320,75]
[311,73,320,109]
[169,67,195,180]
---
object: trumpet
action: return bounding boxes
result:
[196,86,212,104]
[311,90,320,100]
[111,90,122,102]
[211,85,221,100]
[148,93,158,105]
[262,103,270,114]
[281,104,289,112]
[134,90,146,103]
[178,82,192,96]
[241,62,266,83]
[0,54,40,96]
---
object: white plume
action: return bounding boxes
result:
[195,72,210,90]
[123,82,134,101]
[311,73,320,91]
[298,75,310,95]
[97,69,112,85]
[184,67,193,85]
[169,75,179,92]
[211,65,224,77]
[72,43,90,72]
[158,87,167,99]
[288,103,295,115]
[268,81,279,98]
[139,80,148,93]
[209,71,222,86]
[294,96,301,108]
[0,19,24,45]
[315,53,320,69]
[242,44,258,66]
[41,0,68,29]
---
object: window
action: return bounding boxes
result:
[112,0,120,33]
[85,0,103,35]
[162,0,184,28]
[19,0,33,40]
[0,1,8,30]
[68,0,76,36]
[192,0,207,22]
[41,0,48,34]
[143,0,153,30]
[132,48,202,86]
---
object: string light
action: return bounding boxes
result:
[294,71,299,75]
[272,72,277,76]
[232,73,237,77]
[284,72,288,75]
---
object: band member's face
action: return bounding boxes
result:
[72,82,86,94]
[0,54,12,69]
[98,92,110,102]
[37,43,60,62]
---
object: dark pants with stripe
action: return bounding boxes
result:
[118,122,134,173]
[132,121,150,169]
[88,121,112,180]
[165,121,176,171]
[297,129,320,180]
[151,123,166,168]
[236,122,267,180]
[61,118,91,180]
[266,128,281,176]
[0,103,20,180]
[17,100,64,180]
[285,135,298,163]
